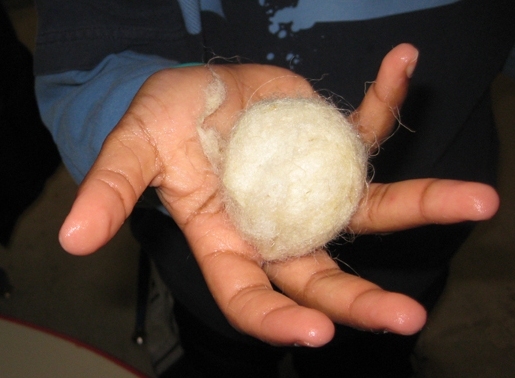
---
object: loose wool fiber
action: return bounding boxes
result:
[218,97,368,261]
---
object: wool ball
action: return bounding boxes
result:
[219,97,368,261]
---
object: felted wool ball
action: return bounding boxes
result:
[220,97,368,261]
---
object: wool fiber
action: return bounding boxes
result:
[198,78,368,261]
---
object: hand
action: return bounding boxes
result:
[58,44,499,346]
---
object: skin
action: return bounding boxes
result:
[58,44,499,347]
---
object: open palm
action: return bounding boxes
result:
[58,44,498,346]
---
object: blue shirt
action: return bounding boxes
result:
[36,0,463,183]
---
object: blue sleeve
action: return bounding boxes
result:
[35,51,180,183]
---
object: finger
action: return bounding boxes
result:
[60,67,213,255]
[179,205,335,346]
[202,249,335,346]
[265,250,427,335]
[350,179,500,234]
[350,43,419,147]
[59,128,160,255]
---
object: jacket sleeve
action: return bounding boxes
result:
[35,51,180,183]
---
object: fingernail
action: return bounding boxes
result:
[406,52,419,78]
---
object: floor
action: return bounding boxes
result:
[1,2,515,377]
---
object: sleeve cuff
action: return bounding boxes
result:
[35,51,184,183]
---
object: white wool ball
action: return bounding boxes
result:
[221,97,368,261]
